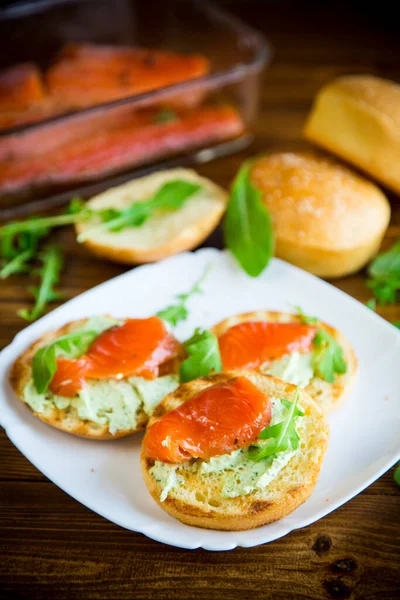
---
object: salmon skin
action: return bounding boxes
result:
[46,43,209,110]
[49,317,181,397]
[218,322,317,371]
[0,104,244,195]
[144,376,272,464]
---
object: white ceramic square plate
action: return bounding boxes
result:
[1,248,399,551]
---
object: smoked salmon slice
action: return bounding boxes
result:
[46,43,209,110]
[49,317,181,397]
[144,376,272,464]
[218,322,317,371]
[0,104,244,194]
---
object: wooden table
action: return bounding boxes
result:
[1,2,399,598]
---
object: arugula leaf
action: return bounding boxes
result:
[294,305,319,325]
[19,246,64,321]
[156,265,211,326]
[0,225,50,279]
[179,328,222,383]
[248,388,304,461]
[223,163,274,277]
[76,179,202,242]
[294,306,347,383]
[394,463,400,486]
[366,298,376,311]
[312,329,347,384]
[153,108,178,124]
[367,240,400,305]
[32,329,98,394]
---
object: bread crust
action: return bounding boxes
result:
[250,151,390,278]
[211,311,357,414]
[10,317,181,440]
[75,168,228,265]
[141,371,329,531]
[304,75,400,195]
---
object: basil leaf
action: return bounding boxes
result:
[77,180,202,242]
[393,322,400,329]
[248,388,304,461]
[223,163,274,277]
[32,329,98,394]
[179,328,222,383]
[19,246,64,322]
[156,265,210,326]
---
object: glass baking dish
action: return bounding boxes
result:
[0,0,270,217]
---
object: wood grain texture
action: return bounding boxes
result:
[1,1,400,598]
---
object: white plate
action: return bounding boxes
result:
[1,248,399,551]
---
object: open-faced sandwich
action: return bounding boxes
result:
[212,311,357,413]
[141,372,329,531]
[10,315,183,439]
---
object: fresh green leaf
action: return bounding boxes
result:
[223,163,274,277]
[292,307,347,383]
[366,298,376,311]
[0,213,80,241]
[394,463,400,486]
[0,249,34,279]
[77,179,201,242]
[156,265,211,326]
[0,224,50,279]
[367,240,400,305]
[294,305,319,325]
[65,197,86,215]
[312,329,347,384]
[248,388,304,461]
[19,246,64,321]
[32,329,98,393]
[179,328,222,383]
[393,321,400,329]
[153,108,178,124]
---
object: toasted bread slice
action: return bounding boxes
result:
[75,168,228,265]
[141,371,329,531]
[10,318,181,440]
[211,311,357,413]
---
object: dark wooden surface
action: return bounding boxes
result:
[1,2,400,599]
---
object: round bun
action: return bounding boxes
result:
[141,371,329,531]
[250,150,390,278]
[10,318,180,440]
[304,75,400,195]
[211,310,357,414]
[75,168,228,265]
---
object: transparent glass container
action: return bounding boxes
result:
[0,0,270,217]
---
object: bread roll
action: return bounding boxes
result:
[76,168,228,264]
[304,75,400,195]
[141,372,329,531]
[250,150,390,278]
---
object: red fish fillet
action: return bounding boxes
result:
[46,43,209,110]
[49,317,181,397]
[0,104,244,194]
[144,376,272,464]
[218,322,317,371]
